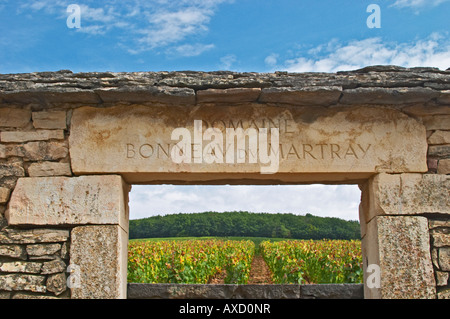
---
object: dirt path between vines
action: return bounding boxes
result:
[209,255,273,284]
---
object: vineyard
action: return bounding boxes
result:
[127,238,363,285]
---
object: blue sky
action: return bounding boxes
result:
[1,0,448,220]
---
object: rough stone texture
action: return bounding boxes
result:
[0,261,42,273]
[437,288,450,299]
[428,145,450,159]
[22,140,69,161]
[70,225,128,299]
[6,175,129,230]
[197,88,261,103]
[41,258,66,275]
[69,105,427,183]
[428,130,450,145]
[0,187,10,204]
[32,111,66,129]
[26,243,61,257]
[366,173,449,221]
[0,228,69,244]
[438,159,450,174]
[0,245,26,259]
[364,216,436,299]
[126,283,363,299]
[0,274,46,293]
[27,162,72,177]
[422,115,450,130]
[0,130,65,143]
[438,248,450,271]
[46,273,66,295]
[436,271,449,286]
[259,86,342,105]
[0,108,31,128]
[340,87,440,105]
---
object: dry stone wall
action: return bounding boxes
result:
[0,65,449,299]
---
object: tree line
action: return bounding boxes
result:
[129,211,361,240]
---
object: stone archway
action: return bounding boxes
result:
[0,66,449,299]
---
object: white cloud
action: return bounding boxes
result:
[220,54,237,70]
[264,53,278,67]
[18,0,231,55]
[391,0,449,8]
[129,185,361,221]
[170,43,215,57]
[283,34,450,73]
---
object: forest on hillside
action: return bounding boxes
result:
[129,211,361,240]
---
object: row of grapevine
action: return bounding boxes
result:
[260,239,363,284]
[127,239,255,284]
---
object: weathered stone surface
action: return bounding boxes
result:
[0,130,64,143]
[0,291,11,299]
[0,245,26,259]
[46,273,66,295]
[41,258,66,274]
[0,187,10,204]
[366,173,449,220]
[0,228,69,244]
[22,140,69,161]
[12,292,60,299]
[0,274,46,293]
[428,130,450,145]
[0,261,42,273]
[0,162,25,177]
[259,86,342,105]
[126,283,363,299]
[197,88,261,103]
[70,225,128,299]
[7,176,129,230]
[432,233,450,248]
[69,105,427,183]
[438,159,450,174]
[429,219,450,229]
[437,288,450,299]
[402,105,450,117]
[32,111,66,129]
[0,108,31,128]
[438,90,450,104]
[26,243,61,257]
[27,162,72,177]
[364,216,435,299]
[95,86,196,105]
[435,271,449,286]
[428,145,450,158]
[438,248,450,271]
[340,87,439,104]
[422,115,450,130]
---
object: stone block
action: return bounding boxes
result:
[32,111,66,129]
[27,162,72,177]
[364,216,435,299]
[428,130,450,145]
[6,175,129,231]
[422,115,450,130]
[69,105,427,183]
[259,86,342,105]
[0,187,11,204]
[340,87,439,105]
[70,225,128,299]
[438,159,450,174]
[22,140,69,161]
[0,108,31,128]
[438,248,450,271]
[46,273,67,296]
[26,243,61,257]
[0,228,69,244]
[0,245,26,259]
[428,145,450,158]
[0,130,64,143]
[0,261,42,273]
[366,173,449,221]
[197,88,261,103]
[0,274,46,293]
